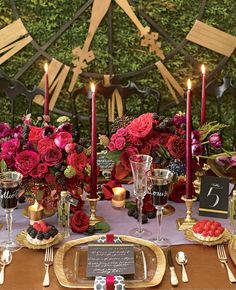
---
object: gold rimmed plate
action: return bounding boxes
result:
[185,229,232,246]
[16,230,63,250]
[54,235,166,288]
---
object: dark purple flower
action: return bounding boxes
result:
[0,122,11,138]
[12,125,23,139]
[208,132,222,149]
[42,125,55,137]
[229,156,236,167]
[192,130,201,141]
[192,140,204,155]
[173,113,186,127]
[57,122,72,133]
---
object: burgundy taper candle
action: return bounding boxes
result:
[201,64,206,126]
[90,83,98,198]
[44,63,49,116]
[186,79,192,199]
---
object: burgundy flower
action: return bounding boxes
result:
[15,150,40,176]
[28,126,43,143]
[208,132,222,149]
[169,177,186,203]
[120,146,139,171]
[70,210,90,233]
[42,125,55,137]
[37,163,48,175]
[1,139,20,156]
[127,113,153,138]
[41,146,62,166]
[57,122,72,133]
[45,173,57,185]
[215,156,229,167]
[192,130,201,140]
[0,122,11,138]
[166,135,186,160]
[148,132,170,148]
[12,125,23,139]
[173,113,186,127]
[0,152,15,168]
[192,140,204,155]
[54,132,72,149]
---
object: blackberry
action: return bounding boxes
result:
[167,159,185,176]
[147,211,156,219]
[128,208,136,217]
[29,229,37,238]
[27,226,33,234]
[54,163,62,170]
[180,123,186,130]
[168,126,177,134]
[76,144,83,153]
[37,232,44,240]
[163,117,173,126]
[158,115,165,122]
[152,112,158,120]
[44,232,51,240]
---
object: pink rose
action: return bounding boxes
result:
[15,150,40,176]
[120,146,139,171]
[114,136,126,150]
[116,128,127,137]
[127,113,153,138]
[1,139,20,156]
[42,147,62,166]
[108,141,116,151]
[54,132,72,149]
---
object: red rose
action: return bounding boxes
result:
[127,113,153,138]
[37,163,48,175]
[42,147,62,166]
[28,126,43,143]
[1,139,20,156]
[120,146,139,171]
[45,173,57,185]
[37,138,55,155]
[15,150,40,176]
[67,152,89,179]
[166,135,186,160]
[70,210,90,233]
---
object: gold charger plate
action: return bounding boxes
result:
[54,235,166,288]
[16,230,63,250]
[228,235,236,265]
[185,229,232,246]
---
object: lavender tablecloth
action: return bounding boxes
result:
[0,184,232,246]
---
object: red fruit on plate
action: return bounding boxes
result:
[207,230,214,237]
[33,222,41,231]
[202,230,208,237]
[218,226,224,234]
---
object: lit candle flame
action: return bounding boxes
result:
[91,83,95,93]
[187,79,191,90]
[44,62,48,73]
[201,64,205,74]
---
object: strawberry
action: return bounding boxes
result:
[33,222,41,231]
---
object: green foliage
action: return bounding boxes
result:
[0,0,236,148]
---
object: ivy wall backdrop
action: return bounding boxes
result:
[0,0,235,147]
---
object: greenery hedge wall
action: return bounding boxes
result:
[0,0,235,147]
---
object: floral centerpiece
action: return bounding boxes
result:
[0,114,91,213]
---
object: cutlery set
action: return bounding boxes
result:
[167,245,236,286]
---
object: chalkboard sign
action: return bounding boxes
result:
[87,243,135,277]
[199,176,230,218]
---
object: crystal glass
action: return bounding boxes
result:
[129,154,153,237]
[0,171,23,251]
[148,169,173,247]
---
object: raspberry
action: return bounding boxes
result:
[33,222,41,231]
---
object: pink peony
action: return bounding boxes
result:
[126,113,153,139]
[1,139,20,156]
[54,132,72,149]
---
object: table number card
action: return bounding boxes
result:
[87,243,135,277]
[199,176,230,218]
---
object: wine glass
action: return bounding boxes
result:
[148,169,173,247]
[0,171,23,251]
[129,154,153,237]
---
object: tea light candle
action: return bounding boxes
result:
[112,187,126,208]
[28,200,44,224]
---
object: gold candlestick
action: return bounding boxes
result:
[86,195,104,226]
[176,195,197,231]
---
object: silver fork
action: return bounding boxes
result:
[217,244,236,283]
[43,247,54,287]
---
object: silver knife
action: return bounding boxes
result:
[167,248,178,286]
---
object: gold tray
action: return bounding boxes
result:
[228,235,236,265]
[16,230,64,250]
[54,235,166,288]
[185,229,232,246]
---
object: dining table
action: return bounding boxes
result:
[0,185,236,290]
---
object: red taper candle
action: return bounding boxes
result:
[201,64,206,125]
[44,63,49,116]
[186,79,192,199]
[90,83,98,198]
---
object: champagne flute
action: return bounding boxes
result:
[0,171,23,251]
[148,169,173,247]
[129,154,153,237]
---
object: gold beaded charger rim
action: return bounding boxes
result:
[228,235,236,266]
[184,228,232,246]
[16,230,63,250]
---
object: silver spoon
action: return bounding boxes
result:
[176,251,188,283]
[0,249,12,284]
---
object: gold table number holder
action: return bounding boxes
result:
[177,195,198,231]
[86,195,104,226]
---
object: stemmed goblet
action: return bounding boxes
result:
[129,154,153,237]
[148,169,173,247]
[0,171,23,251]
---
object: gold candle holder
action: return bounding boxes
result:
[28,201,44,224]
[86,195,104,226]
[176,195,198,231]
